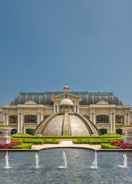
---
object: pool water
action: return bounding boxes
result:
[0,149,132,184]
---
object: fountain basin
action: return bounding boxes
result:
[0,149,132,184]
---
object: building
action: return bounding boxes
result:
[0,86,131,136]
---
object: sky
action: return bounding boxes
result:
[0,0,132,105]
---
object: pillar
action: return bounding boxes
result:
[18,113,24,133]
[112,112,116,133]
[74,105,76,113]
[125,113,128,126]
[40,112,43,122]
[53,104,56,113]
[127,113,130,125]
[37,113,41,124]
[110,112,113,133]
[77,105,80,113]
[4,113,9,126]
[110,112,115,133]
[90,112,93,122]
[92,112,96,124]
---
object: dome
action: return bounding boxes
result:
[60,98,74,106]
[35,113,98,136]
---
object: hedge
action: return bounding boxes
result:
[12,134,122,139]
[12,133,32,138]
[15,143,32,149]
[13,138,59,144]
[101,143,118,149]
[73,137,122,144]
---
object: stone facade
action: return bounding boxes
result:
[0,86,131,135]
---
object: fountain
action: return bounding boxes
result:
[118,153,128,168]
[4,151,11,169]
[35,152,40,169]
[58,151,67,169]
[90,151,98,169]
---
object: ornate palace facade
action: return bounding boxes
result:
[0,86,131,135]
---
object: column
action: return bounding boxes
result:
[21,113,24,133]
[5,113,8,126]
[17,113,21,133]
[110,112,113,133]
[127,113,130,125]
[53,104,56,113]
[57,105,59,113]
[93,112,96,124]
[74,105,76,113]
[18,113,24,133]
[124,113,128,126]
[40,112,43,122]
[112,112,116,133]
[76,104,79,113]
[90,112,93,122]
[37,113,41,124]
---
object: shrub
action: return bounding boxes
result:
[43,139,59,144]
[101,143,118,149]
[100,134,121,138]
[73,137,122,144]
[12,133,32,138]
[15,143,32,149]
[22,138,44,144]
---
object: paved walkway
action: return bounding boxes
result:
[32,140,101,151]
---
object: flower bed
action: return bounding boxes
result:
[101,140,132,149]
[0,140,21,149]
[111,140,132,149]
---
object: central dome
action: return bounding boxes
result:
[60,98,74,106]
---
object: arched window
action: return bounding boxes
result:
[96,115,109,123]
[24,115,37,124]
[11,129,17,135]
[116,115,124,124]
[116,129,123,135]
[9,115,18,124]
[99,128,107,135]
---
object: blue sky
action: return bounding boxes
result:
[0,0,132,105]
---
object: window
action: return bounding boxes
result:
[9,115,17,124]
[24,115,37,124]
[96,115,109,123]
[99,128,107,135]
[116,115,124,124]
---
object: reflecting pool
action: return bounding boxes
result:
[0,149,132,184]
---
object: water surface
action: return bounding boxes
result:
[0,149,132,184]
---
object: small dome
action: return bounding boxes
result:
[60,98,74,106]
